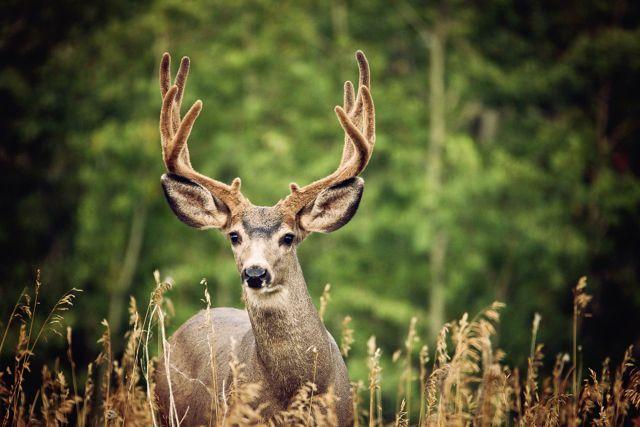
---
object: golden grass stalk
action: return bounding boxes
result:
[80,363,94,427]
[319,283,332,323]
[404,317,418,421]
[572,277,591,412]
[151,272,180,426]
[0,286,27,355]
[351,380,364,427]
[1,272,639,426]
[340,315,355,358]
[96,318,113,425]
[202,278,221,426]
[66,326,80,423]
[418,344,429,426]
[394,398,407,427]
[367,336,382,427]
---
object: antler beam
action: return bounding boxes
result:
[280,50,376,215]
[159,53,247,213]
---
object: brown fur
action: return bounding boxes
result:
[154,51,376,426]
[155,202,359,425]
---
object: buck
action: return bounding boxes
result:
[154,50,375,426]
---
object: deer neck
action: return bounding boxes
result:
[243,258,333,400]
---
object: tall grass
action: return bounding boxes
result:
[1,273,639,426]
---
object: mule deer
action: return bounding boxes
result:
[154,50,375,426]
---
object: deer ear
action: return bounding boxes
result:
[298,177,364,233]
[161,173,230,229]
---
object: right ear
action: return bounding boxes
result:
[161,173,230,229]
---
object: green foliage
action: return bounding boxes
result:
[2,0,640,416]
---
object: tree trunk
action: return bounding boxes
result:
[108,203,147,335]
[331,0,349,48]
[427,21,447,338]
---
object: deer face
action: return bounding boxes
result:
[157,51,374,298]
[229,206,291,292]
[162,175,365,296]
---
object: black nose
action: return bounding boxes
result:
[242,266,269,289]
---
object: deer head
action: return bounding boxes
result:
[159,51,375,299]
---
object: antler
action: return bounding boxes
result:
[159,53,248,213]
[280,50,376,215]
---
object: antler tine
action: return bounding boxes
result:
[344,80,355,112]
[348,50,370,124]
[160,53,171,97]
[339,80,356,167]
[339,51,372,168]
[361,85,376,145]
[172,57,190,132]
[165,97,202,168]
[160,53,189,110]
[159,53,247,213]
[281,51,375,216]
[160,54,193,168]
[160,85,178,160]
[335,103,373,174]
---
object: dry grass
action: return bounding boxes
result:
[1,273,639,426]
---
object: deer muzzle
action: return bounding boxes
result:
[242,266,271,289]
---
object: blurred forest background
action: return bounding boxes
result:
[1,0,640,413]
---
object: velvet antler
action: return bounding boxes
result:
[279,50,376,216]
[159,53,248,213]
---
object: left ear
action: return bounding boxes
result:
[298,177,364,233]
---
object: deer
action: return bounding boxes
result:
[154,50,375,426]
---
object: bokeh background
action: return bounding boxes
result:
[2,0,640,415]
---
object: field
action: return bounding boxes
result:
[1,273,638,426]
[4,1,640,424]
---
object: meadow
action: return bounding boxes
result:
[2,2,640,425]
[1,272,638,426]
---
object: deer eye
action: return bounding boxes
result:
[229,231,241,245]
[281,233,295,246]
